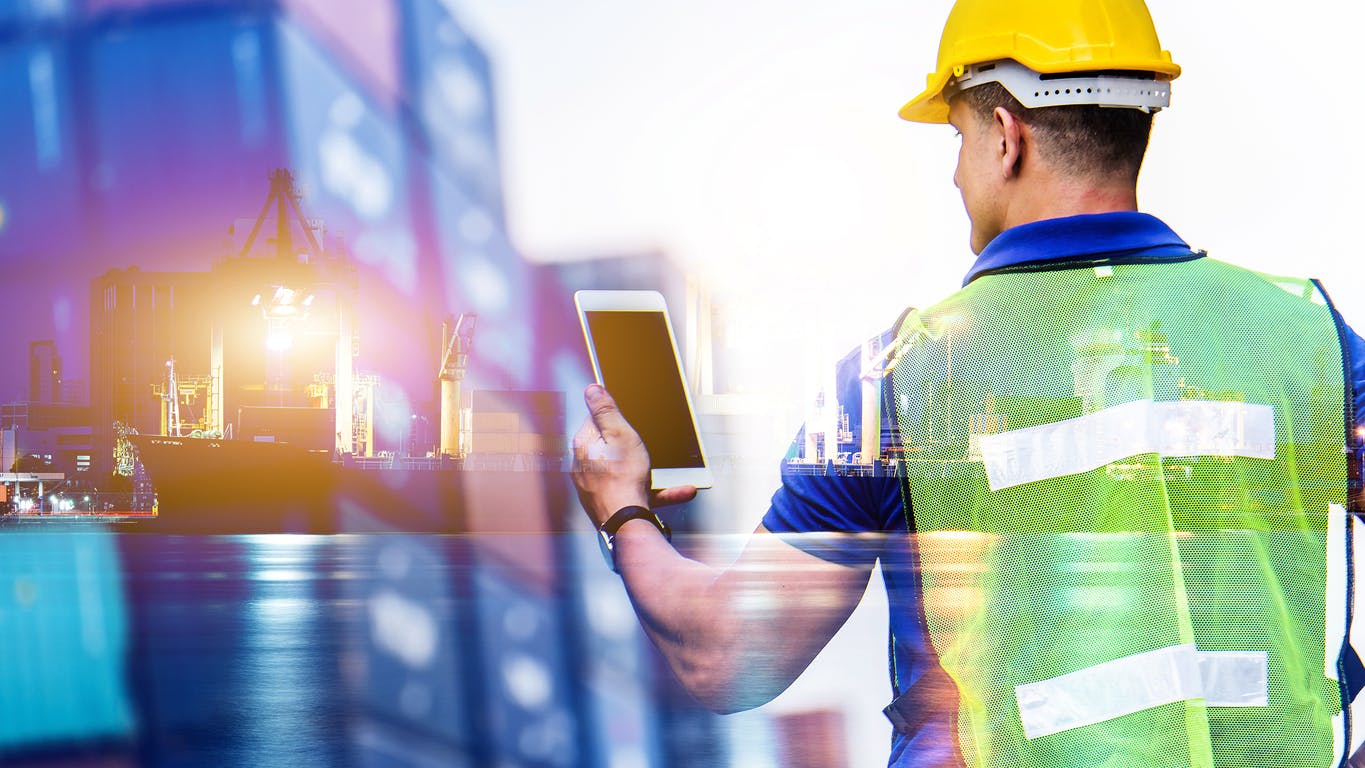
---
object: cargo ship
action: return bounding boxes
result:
[116,171,570,534]
[127,387,569,535]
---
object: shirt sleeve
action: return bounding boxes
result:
[761,320,908,567]
[1346,321,1365,430]
[763,469,903,568]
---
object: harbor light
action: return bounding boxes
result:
[266,331,294,351]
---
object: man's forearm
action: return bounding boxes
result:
[571,385,872,712]
[610,518,751,711]
[610,519,872,713]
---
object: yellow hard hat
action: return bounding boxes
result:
[900,0,1181,124]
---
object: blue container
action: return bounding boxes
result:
[350,535,470,747]
[81,8,445,442]
[275,19,449,420]
[473,565,578,768]
[80,0,256,21]
[351,717,474,768]
[0,36,85,265]
[424,159,531,385]
[276,0,401,109]
[85,11,285,266]
[401,0,503,226]
[276,20,415,290]
[583,677,664,768]
[0,0,71,29]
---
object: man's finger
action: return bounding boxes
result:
[650,486,697,508]
[584,384,623,426]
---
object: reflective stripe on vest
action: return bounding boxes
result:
[1016,644,1267,739]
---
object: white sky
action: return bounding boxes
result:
[453,0,1365,338]
[448,1,1365,762]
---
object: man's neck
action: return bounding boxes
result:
[1002,176,1139,231]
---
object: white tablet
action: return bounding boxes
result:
[575,290,712,490]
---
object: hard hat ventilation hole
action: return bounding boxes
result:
[942,60,1171,115]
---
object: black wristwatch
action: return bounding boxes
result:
[597,505,672,573]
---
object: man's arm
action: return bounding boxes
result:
[572,384,874,713]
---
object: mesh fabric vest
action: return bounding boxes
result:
[889,257,1350,767]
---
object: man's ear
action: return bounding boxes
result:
[993,106,1025,180]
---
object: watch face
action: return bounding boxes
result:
[597,528,617,573]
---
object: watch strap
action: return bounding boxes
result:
[600,505,672,541]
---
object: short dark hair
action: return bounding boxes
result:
[956,81,1154,181]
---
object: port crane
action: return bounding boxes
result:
[438,312,477,458]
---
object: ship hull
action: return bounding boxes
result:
[129,436,338,533]
[127,435,567,536]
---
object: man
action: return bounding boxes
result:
[573,0,1365,765]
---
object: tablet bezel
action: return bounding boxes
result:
[574,290,713,490]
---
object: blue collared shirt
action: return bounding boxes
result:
[761,211,1365,768]
[963,210,1195,285]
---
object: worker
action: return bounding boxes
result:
[571,0,1365,765]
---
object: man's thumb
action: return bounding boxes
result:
[585,384,619,422]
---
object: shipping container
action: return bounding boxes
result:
[0,36,85,265]
[81,0,253,20]
[567,525,666,768]
[473,565,579,768]
[85,11,285,266]
[401,0,502,225]
[275,19,446,447]
[583,679,664,768]
[424,160,531,384]
[350,535,471,748]
[352,718,474,768]
[0,0,71,28]
[278,0,399,108]
[0,531,133,753]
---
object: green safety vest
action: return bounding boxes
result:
[888,256,1353,767]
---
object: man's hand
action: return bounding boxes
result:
[572,385,699,527]
[572,384,652,527]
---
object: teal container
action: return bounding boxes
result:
[0,529,133,750]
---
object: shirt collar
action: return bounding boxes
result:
[963,212,1192,286]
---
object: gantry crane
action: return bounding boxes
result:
[438,312,477,458]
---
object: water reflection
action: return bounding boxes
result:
[0,532,678,767]
[2,527,1312,766]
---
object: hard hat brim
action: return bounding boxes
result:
[899,68,954,124]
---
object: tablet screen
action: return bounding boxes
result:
[584,310,705,469]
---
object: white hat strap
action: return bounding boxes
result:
[946,59,1171,113]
